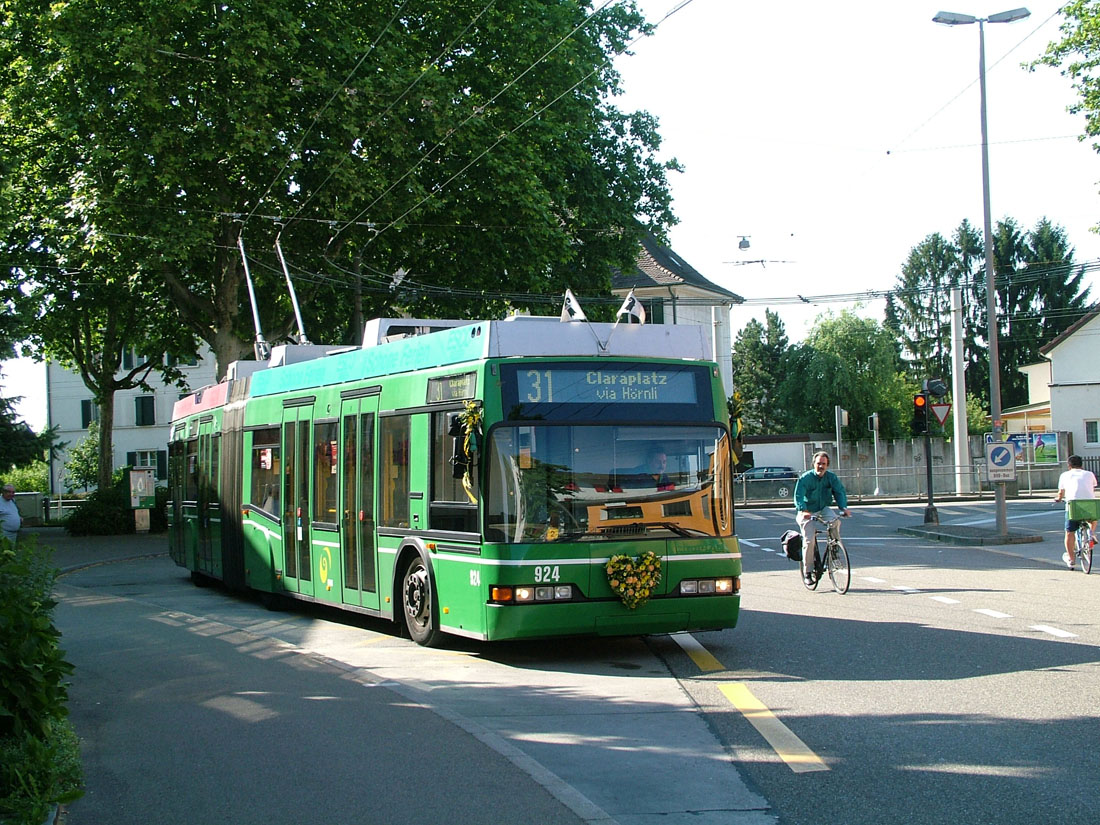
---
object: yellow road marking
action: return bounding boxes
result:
[719,682,829,773]
[670,632,725,672]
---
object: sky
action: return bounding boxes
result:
[615,0,1100,335]
[3,0,1099,433]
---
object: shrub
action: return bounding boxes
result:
[0,537,83,822]
[63,482,134,537]
[150,485,169,533]
[0,537,73,741]
[0,718,83,824]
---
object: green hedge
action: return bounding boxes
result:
[64,471,169,536]
[0,537,83,823]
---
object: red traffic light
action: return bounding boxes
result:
[913,394,928,409]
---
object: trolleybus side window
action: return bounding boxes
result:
[249,427,280,515]
[429,410,478,534]
[185,439,199,501]
[380,415,411,528]
[313,421,338,525]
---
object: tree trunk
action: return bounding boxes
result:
[97,392,115,491]
[212,326,251,382]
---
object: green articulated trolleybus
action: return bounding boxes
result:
[167,315,742,646]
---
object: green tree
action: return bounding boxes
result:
[730,310,789,435]
[1,0,677,379]
[1034,1,1100,165]
[776,310,908,438]
[63,422,100,493]
[891,217,1088,409]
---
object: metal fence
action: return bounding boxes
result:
[737,461,1060,505]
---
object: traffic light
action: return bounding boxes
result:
[924,378,948,399]
[912,393,929,435]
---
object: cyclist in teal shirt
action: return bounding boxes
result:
[794,451,850,585]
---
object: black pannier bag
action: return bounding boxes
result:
[780,529,802,562]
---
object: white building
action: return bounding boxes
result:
[611,235,743,398]
[1041,307,1100,460]
[45,350,217,492]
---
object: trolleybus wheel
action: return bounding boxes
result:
[402,556,443,647]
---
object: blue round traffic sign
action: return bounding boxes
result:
[989,445,1013,467]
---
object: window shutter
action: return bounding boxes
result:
[81,399,93,429]
[126,451,137,467]
[156,450,168,480]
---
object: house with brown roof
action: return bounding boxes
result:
[611,235,743,399]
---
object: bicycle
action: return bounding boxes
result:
[1062,499,1096,574]
[801,512,850,593]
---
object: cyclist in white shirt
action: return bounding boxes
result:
[1054,454,1097,570]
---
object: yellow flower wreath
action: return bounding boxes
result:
[605,551,662,609]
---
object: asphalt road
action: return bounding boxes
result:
[46,499,1098,825]
[652,499,1100,825]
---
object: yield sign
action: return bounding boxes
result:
[930,403,951,426]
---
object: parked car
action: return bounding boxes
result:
[737,465,799,498]
[740,466,798,481]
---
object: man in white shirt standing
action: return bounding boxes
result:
[0,483,21,547]
[1054,455,1097,570]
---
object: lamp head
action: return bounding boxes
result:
[988,7,1030,23]
[933,11,976,24]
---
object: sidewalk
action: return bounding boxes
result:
[25,526,167,573]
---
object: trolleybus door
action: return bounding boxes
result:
[196,420,222,579]
[339,394,380,610]
[280,404,314,598]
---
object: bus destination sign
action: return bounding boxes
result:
[516,367,697,404]
[427,371,477,403]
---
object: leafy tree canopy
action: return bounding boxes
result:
[1,0,678,378]
[891,217,1089,408]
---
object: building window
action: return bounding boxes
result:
[1086,420,1099,446]
[127,450,168,480]
[135,395,156,426]
[80,399,99,429]
[642,299,665,324]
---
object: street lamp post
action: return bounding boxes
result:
[933,7,1030,536]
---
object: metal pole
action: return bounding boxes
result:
[950,287,971,493]
[924,430,938,524]
[978,19,1007,534]
[872,419,881,496]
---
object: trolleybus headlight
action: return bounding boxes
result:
[490,583,574,604]
[679,577,738,596]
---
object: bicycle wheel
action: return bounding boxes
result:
[1076,527,1092,574]
[827,540,850,594]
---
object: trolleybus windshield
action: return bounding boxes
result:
[485,424,733,543]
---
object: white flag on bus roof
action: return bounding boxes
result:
[616,289,646,324]
[560,288,587,322]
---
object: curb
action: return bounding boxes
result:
[896,525,1044,546]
